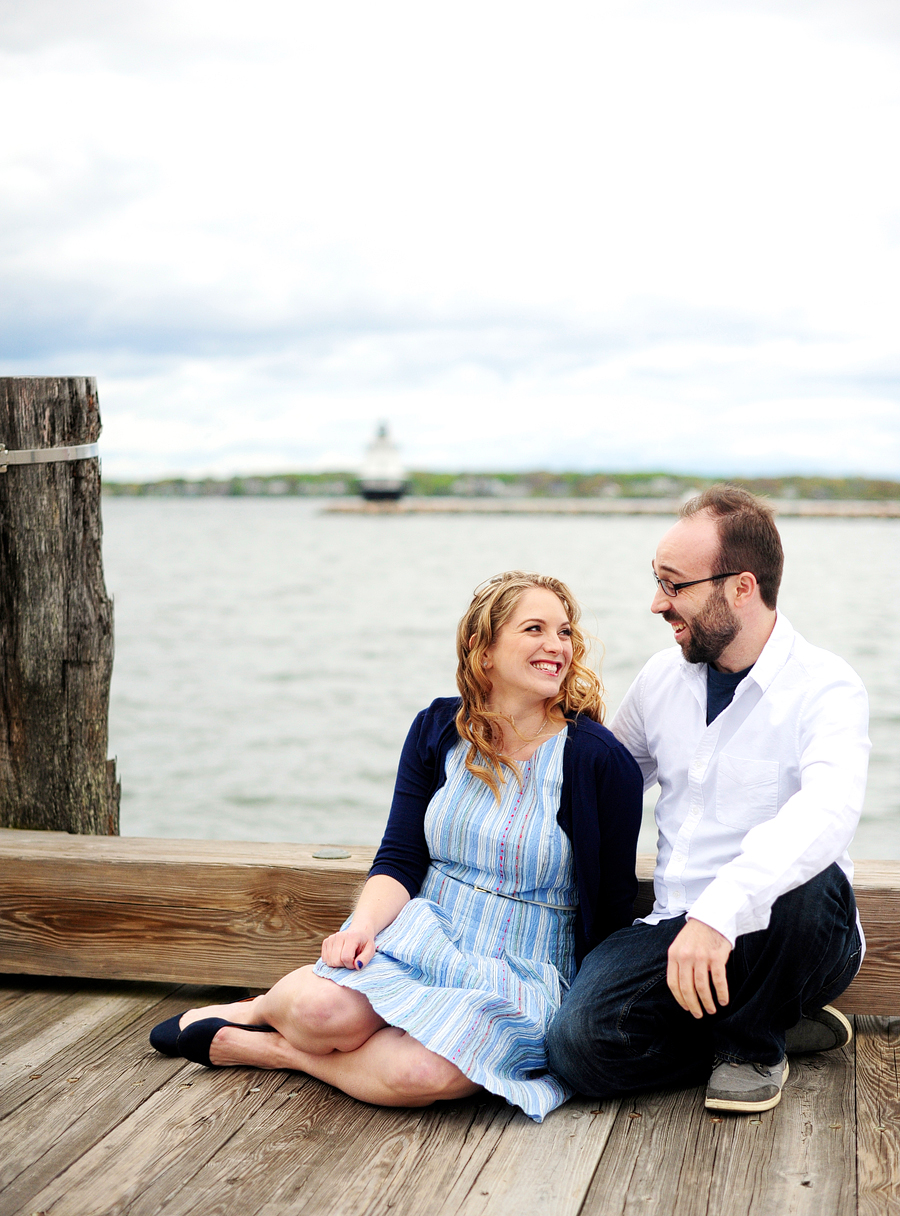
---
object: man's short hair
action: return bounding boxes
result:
[680,485,784,609]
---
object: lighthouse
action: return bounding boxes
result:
[356,422,408,502]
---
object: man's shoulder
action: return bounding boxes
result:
[778,624,866,693]
[630,645,686,687]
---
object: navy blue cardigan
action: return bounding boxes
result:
[370,697,644,966]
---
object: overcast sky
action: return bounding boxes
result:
[1,0,898,479]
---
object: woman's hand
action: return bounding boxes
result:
[320,924,377,971]
[318,874,411,971]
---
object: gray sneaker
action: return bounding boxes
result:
[784,1005,852,1054]
[705,1057,789,1112]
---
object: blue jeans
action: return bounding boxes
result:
[547,863,861,1098]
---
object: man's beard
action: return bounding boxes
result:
[668,585,740,665]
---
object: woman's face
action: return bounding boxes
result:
[482,587,574,708]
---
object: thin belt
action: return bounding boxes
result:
[470,883,576,911]
[430,863,576,911]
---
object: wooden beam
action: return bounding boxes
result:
[0,830,373,988]
[0,831,897,1011]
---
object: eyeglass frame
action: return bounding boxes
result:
[652,571,740,597]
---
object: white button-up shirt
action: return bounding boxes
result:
[610,612,870,947]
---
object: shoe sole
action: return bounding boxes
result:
[705,1060,789,1113]
[785,1004,854,1054]
[820,1005,853,1049]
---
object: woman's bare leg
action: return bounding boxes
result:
[208,1022,481,1107]
[179,965,387,1054]
[174,965,481,1106]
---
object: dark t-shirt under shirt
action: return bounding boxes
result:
[706,663,754,725]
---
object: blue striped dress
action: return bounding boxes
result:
[313,730,577,1121]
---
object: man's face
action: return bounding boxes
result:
[652,514,741,666]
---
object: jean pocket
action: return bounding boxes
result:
[715,753,779,830]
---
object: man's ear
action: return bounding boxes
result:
[733,572,757,603]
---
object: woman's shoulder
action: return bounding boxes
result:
[407,696,462,744]
[417,696,462,724]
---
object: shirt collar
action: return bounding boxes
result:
[745,610,795,691]
[676,610,795,694]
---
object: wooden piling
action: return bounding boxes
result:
[0,376,119,834]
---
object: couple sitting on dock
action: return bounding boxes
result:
[151,486,870,1120]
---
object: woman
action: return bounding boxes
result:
[150,571,643,1121]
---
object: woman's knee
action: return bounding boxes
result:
[276,973,373,1043]
[393,1045,474,1102]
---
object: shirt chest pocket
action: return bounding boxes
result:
[715,753,780,830]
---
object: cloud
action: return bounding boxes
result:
[1,0,898,477]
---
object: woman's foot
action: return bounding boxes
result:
[176,1018,278,1066]
[149,996,270,1060]
[178,995,267,1031]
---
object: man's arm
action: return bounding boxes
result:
[609,668,659,791]
[687,676,869,946]
[667,674,869,1015]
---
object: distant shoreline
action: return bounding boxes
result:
[322,497,900,518]
[101,469,900,505]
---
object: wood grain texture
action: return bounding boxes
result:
[0,830,375,985]
[1,837,899,1007]
[0,982,226,1204]
[580,1048,855,1216]
[0,977,894,1216]
[835,867,900,1013]
[0,377,118,834]
[855,1016,900,1216]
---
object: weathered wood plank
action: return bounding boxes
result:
[155,1086,508,1216]
[856,1015,900,1216]
[580,1045,855,1216]
[1,834,897,1011]
[0,830,373,986]
[440,1099,619,1216]
[835,867,900,1014]
[9,1054,301,1216]
[0,982,237,1205]
[143,1075,387,1216]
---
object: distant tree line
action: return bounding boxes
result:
[102,471,900,501]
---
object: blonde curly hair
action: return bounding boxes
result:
[454,571,605,798]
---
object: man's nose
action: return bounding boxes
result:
[651,583,671,614]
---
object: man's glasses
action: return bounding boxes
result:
[653,572,739,597]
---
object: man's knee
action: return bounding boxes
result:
[763,864,857,950]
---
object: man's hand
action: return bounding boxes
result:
[667,919,732,1018]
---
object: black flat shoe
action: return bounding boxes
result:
[149,1013,186,1056]
[176,1017,276,1067]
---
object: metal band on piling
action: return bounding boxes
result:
[0,443,100,473]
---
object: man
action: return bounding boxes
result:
[548,485,870,1113]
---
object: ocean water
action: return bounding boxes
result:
[103,499,900,857]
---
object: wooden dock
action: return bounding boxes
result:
[1,975,898,1215]
[2,830,900,1215]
